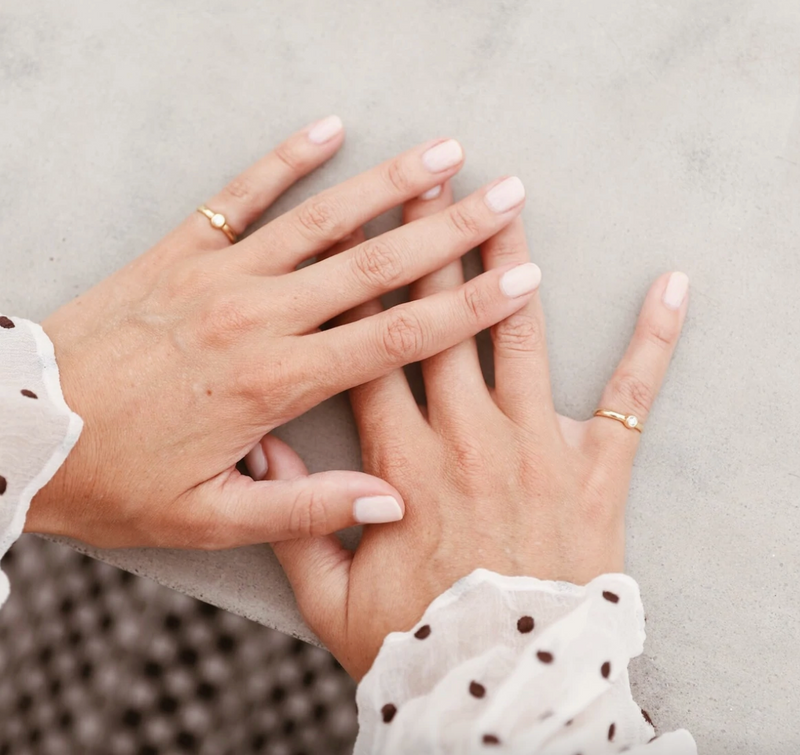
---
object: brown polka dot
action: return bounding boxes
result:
[482,734,500,745]
[414,625,431,640]
[469,681,486,699]
[608,722,616,741]
[517,615,534,633]
[536,651,554,664]
[565,719,573,727]
[0,316,15,329]
[641,708,654,726]
[0,476,6,495]
[381,703,397,723]
[539,710,553,721]
[601,661,611,679]
[20,389,38,399]
[602,590,619,604]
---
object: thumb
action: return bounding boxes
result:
[237,434,405,539]
[248,435,356,649]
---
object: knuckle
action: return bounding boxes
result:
[384,158,414,194]
[273,141,306,173]
[354,240,404,289]
[288,488,331,538]
[447,436,489,487]
[222,176,255,203]
[492,313,542,356]
[447,204,482,238]
[612,372,655,417]
[460,280,492,323]
[199,293,257,346]
[638,316,679,351]
[379,308,426,362]
[295,197,345,238]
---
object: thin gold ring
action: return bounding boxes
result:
[197,205,238,244]
[594,409,643,433]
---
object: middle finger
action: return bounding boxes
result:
[282,176,527,330]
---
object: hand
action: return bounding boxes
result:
[28,119,540,550]
[272,180,689,679]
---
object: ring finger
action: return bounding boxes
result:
[593,271,689,463]
[405,182,489,414]
[189,115,346,249]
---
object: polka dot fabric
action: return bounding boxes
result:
[0,314,82,612]
[355,569,697,755]
[0,536,358,754]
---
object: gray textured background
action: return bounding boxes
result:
[2,1,799,752]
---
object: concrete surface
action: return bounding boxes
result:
[1,1,799,751]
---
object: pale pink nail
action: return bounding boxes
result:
[245,444,268,481]
[485,177,526,213]
[307,115,343,144]
[419,185,443,200]
[353,496,403,524]
[662,272,689,310]
[421,140,463,173]
[500,262,542,298]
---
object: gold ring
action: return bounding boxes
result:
[594,409,643,433]
[197,205,238,244]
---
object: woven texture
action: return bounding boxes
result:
[0,536,357,755]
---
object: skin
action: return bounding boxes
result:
[26,120,539,549]
[271,181,689,680]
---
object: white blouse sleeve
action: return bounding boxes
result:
[0,314,83,611]
[355,569,697,755]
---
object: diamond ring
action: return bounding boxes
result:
[593,409,643,433]
[197,205,238,244]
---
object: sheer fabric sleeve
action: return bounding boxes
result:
[0,314,83,611]
[355,569,696,755]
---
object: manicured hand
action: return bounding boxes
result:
[28,120,539,549]
[271,180,689,679]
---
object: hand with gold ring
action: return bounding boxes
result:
[270,181,690,678]
[28,117,540,550]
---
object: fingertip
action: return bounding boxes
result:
[499,262,542,298]
[306,114,345,145]
[661,271,690,311]
[353,494,405,524]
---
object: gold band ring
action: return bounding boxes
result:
[594,409,643,433]
[197,205,238,244]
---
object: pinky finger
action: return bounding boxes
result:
[593,272,689,458]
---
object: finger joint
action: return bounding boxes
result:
[379,308,426,363]
[353,240,405,290]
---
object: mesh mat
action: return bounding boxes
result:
[0,536,357,755]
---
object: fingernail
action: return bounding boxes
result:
[500,262,542,298]
[245,444,268,481]
[421,139,463,173]
[662,272,689,310]
[353,495,404,524]
[485,176,526,213]
[307,115,343,144]
[419,185,442,200]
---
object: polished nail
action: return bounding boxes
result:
[662,271,689,310]
[485,177,526,213]
[245,444,268,481]
[422,139,463,173]
[353,495,403,524]
[307,115,343,144]
[500,262,542,298]
[419,185,442,200]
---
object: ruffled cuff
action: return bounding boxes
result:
[0,314,83,609]
[355,569,696,754]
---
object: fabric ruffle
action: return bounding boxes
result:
[356,569,696,754]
